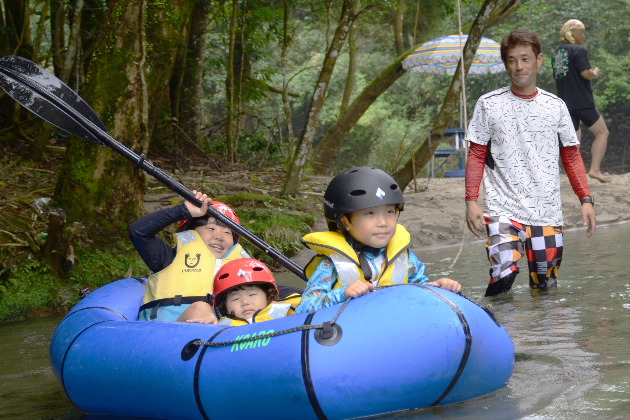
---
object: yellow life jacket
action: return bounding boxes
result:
[218,293,301,326]
[142,230,248,306]
[302,225,411,289]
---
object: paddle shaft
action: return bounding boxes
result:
[0,62,307,281]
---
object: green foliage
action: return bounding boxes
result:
[195,191,317,265]
[202,0,463,172]
[0,243,147,322]
[237,208,315,266]
[213,192,290,207]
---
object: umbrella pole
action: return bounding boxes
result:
[459,92,463,148]
[449,0,468,271]
[456,0,468,164]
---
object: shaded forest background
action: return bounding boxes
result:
[0,0,629,318]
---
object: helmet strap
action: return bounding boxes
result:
[355,244,373,281]
[338,222,377,282]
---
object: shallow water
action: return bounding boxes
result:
[2,223,630,419]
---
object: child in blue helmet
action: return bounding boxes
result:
[296,167,461,314]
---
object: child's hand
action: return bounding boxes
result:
[343,280,374,299]
[185,312,218,324]
[427,278,461,293]
[185,190,211,217]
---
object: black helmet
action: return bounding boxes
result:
[324,167,405,231]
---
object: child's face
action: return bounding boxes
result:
[341,204,397,248]
[225,285,268,319]
[194,218,234,258]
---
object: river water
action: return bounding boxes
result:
[1,223,630,419]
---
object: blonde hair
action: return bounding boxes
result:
[560,19,585,43]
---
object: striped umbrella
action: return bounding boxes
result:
[402,35,506,76]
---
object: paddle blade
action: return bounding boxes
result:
[0,56,107,145]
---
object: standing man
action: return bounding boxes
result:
[553,19,609,183]
[465,28,596,297]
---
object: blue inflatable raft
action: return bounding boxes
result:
[50,278,514,419]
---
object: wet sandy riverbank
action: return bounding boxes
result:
[291,173,630,266]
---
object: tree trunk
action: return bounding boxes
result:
[31,0,51,62]
[31,0,85,162]
[281,0,296,167]
[0,5,9,57]
[281,0,363,196]
[310,0,520,173]
[460,0,520,34]
[340,2,359,116]
[225,0,239,163]
[79,0,109,77]
[42,208,67,273]
[53,0,196,242]
[3,0,31,57]
[62,0,84,81]
[179,0,212,147]
[393,0,500,190]
[394,0,406,56]
[169,12,192,126]
[51,0,66,77]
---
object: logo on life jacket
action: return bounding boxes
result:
[185,253,201,268]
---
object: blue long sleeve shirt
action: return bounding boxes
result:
[295,248,429,314]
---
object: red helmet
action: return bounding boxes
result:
[177,201,240,232]
[212,259,278,307]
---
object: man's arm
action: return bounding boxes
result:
[580,67,600,80]
[465,142,487,237]
[560,145,596,237]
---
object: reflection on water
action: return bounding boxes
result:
[1,223,630,419]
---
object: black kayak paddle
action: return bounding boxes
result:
[0,55,307,281]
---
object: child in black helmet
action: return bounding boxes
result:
[295,167,461,313]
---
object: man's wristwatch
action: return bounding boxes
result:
[580,196,594,206]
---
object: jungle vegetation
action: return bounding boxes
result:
[1,0,629,319]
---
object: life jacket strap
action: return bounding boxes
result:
[139,295,210,319]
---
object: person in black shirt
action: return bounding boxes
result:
[553,19,610,183]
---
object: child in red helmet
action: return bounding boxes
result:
[213,259,301,326]
[130,190,250,323]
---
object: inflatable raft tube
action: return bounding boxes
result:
[50,278,514,420]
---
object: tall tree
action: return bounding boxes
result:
[394,0,406,55]
[281,0,367,196]
[225,0,239,163]
[179,0,213,146]
[51,0,66,77]
[340,1,359,116]
[53,0,196,240]
[30,0,85,161]
[310,0,520,173]
[393,0,501,189]
[3,0,32,57]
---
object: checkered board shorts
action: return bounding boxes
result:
[485,215,563,290]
